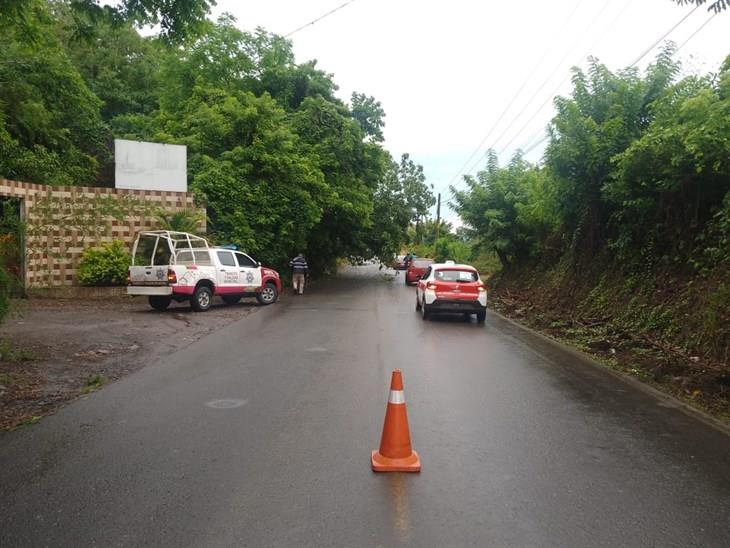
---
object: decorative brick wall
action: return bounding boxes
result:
[0,179,205,288]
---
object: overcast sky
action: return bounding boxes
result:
[212,0,729,221]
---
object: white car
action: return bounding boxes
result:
[415,261,487,323]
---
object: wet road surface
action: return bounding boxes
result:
[1,265,729,547]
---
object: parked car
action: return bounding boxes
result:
[405,258,434,285]
[127,231,281,311]
[392,255,408,270]
[415,261,487,323]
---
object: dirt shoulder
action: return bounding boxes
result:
[0,296,268,431]
[490,288,729,425]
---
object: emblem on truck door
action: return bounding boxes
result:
[246,272,254,283]
[156,269,165,280]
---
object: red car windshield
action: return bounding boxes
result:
[411,260,433,269]
[434,269,478,282]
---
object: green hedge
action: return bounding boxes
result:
[77,241,131,286]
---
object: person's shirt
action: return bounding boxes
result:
[290,255,308,274]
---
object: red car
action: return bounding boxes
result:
[405,258,434,285]
[415,261,487,323]
[392,255,408,270]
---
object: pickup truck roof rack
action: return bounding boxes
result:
[131,231,211,266]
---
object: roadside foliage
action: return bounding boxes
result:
[452,48,730,411]
[77,240,131,287]
[0,2,434,287]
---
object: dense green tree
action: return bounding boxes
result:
[0,4,425,276]
[154,85,328,266]
[158,18,337,113]
[451,151,536,267]
[1,0,215,43]
[0,4,110,185]
[351,93,385,143]
[545,51,680,254]
[452,50,730,280]
[57,12,162,122]
[397,153,434,244]
[291,96,380,271]
[366,157,411,260]
[368,154,434,261]
[607,61,730,263]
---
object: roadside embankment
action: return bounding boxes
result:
[489,258,729,422]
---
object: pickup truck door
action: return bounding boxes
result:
[215,250,241,292]
[235,252,262,290]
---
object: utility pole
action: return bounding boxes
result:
[434,193,441,256]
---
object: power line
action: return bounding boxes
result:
[442,0,586,191]
[446,2,703,209]
[519,128,549,157]
[627,3,700,67]
[451,0,618,190]
[495,0,631,163]
[677,11,716,51]
[500,0,634,159]
[500,2,702,160]
[522,133,549,157]
[284,0,358,38]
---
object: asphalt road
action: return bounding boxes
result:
[1,265,729,547]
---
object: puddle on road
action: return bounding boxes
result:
[204,399,247,409]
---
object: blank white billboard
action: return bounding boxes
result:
[115,139,187,192]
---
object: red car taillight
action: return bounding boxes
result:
[426,283,437,290]
[167,269,177,284]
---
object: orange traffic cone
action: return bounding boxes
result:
[371,370,421,472]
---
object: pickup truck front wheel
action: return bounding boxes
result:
[256,282,278,305]
[191,285,212,312]
[149,296,171,311]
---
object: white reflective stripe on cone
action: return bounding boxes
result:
[389,390,405,404]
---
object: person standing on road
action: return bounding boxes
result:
[289,253,309,295]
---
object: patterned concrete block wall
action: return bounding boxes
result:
[0,179,205,288]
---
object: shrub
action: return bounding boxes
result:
[77,241,131,286]
[155,209,205,234]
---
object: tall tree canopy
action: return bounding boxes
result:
[452,50,730,273]
[0,2,432,274]
[0,0,216,42]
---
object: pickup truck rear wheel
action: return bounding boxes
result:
[256,282,278,305]
[476,310,486,323]
[191,285,212,312]
[148,296,171,311]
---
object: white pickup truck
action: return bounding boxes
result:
[127,231,281,311]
